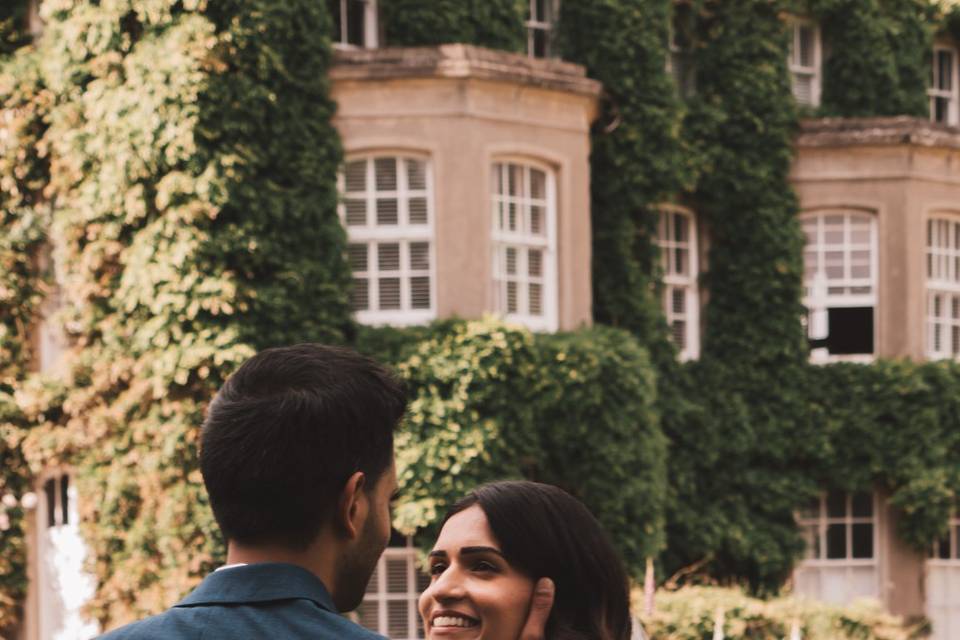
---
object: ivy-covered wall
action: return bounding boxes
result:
[2,0,352,628]
[4,0,960,631]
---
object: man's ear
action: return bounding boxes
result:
[336,471,368,540]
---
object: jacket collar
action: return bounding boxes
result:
[175,562,337,612]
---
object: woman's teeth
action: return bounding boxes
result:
[433,616,478,628]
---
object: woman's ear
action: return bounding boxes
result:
[336,471,368,539]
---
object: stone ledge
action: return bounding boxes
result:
[331,44,602,98]
[798,116,960,150]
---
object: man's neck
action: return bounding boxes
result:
[225,537,339,595]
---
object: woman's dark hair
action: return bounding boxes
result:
[444,481,632,640]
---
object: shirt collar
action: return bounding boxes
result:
[175,562,337,612]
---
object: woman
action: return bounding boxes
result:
[418,480,633,640]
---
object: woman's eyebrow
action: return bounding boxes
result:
[428,550,448,559]
[460,546,505,557]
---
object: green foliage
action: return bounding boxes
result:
[381,0,526,51]
[811,0,931,118]
[0,0,352,628]
[640,586,926,640]
[557,0,690,355]
[376,318,666,574]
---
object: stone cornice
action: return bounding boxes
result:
[797,116,960,150]
[330,44,603,98]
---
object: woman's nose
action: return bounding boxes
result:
[429,567,467,602]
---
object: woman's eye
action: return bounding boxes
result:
[473,560,497,572]
[429,562,447,576]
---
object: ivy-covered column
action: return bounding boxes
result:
[14,0,352,627]
[557,0,690,356]
[662,0,814,592]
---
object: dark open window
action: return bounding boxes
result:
[825,307,874,355]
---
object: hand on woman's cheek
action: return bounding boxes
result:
[418,506,536,639]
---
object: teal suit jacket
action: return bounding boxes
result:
[99,563,387,639]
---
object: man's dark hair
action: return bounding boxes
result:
[445,481,633,640]
[200,344,406,550]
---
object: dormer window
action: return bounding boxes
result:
[788,19,821,107]
[329,0,378,49]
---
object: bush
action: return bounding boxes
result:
[639,586,926,640]
[371,318,667,575]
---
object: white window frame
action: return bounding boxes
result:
[354,538,428,640]
[801,210,878,363]
[794,491,880,604]
[331,0,379,49]
[340,154,437,326]
[490,159,559,332]
[788,18,822,107]
[926,215,960,359]
[657,206,699,360]
[526,0,559,59]
[930,45,959,126]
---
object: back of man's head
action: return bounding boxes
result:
[200,344,406,550]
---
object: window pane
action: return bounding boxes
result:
[376,198,399,226]
[851,492,873,518]
[851,523,873,559]
[348,244,368,272]
[672,288,685,314]
[411,277,430,310]
[671,321,686,349]
[797,25,814,67]
[826,307,874,355]
[346,0,366,46]
[530,169,546,199]
[379,278,401,310]
[506,248,517,275]
[409,243,429,271]
[386,558,407,593]
[793,73,813,104]
[506,281,518,313]
[387,601,409,639]
[530,205,545,235]
[826,523,847,559]
[378,244,400,271]
[826,491,846,518]
[939,50,953,91]
[408,197,428,225]
[375,157,397,191]
[406,159,426,190]
[528,249,542,277]
[935,536,951,559]
[345,160,366,192]
[529,283,542,316]
[345,199,367,226]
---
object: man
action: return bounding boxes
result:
[102,344,553,639]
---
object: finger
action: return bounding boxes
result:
[518,577,555,640]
